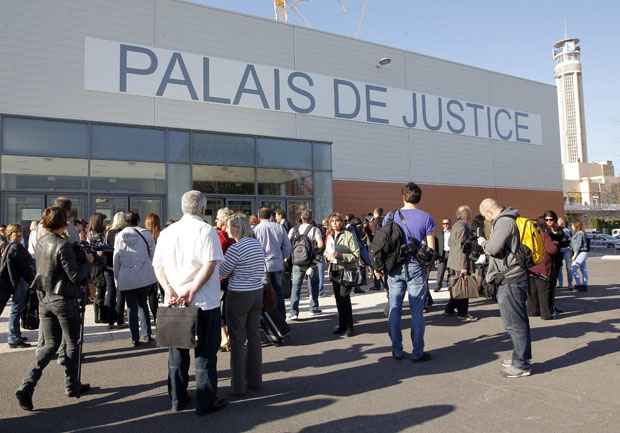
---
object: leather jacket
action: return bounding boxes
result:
[32,232,89,299]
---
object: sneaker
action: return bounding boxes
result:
[501,365,532,378]
[8,341,32,349]
[458,314,478,322]
[286,312,299,322]
[501,359,532,369]
[310,308,322,316]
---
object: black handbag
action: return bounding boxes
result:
[157,305,199,349]
[21,287,40,330]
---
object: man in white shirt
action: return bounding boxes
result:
[152,190,227,415]
[434,219,452,291]
[287,209,324,321]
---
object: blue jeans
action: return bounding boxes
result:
[570,252,588,286]
[168,307,221,412]
[387,261,427,359]
[267,271,286,318]
[317,259,325,295]
[497,277,532,369]
[124,286,151,343]
[9,280,28,344]
[557,248,573,288]
[290,265,319,314]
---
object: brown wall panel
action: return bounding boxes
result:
[333,180,564,222]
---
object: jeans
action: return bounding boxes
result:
[387,261,427,359]
[168,307,221,412]
[8,280,28,344]
[317,259,326,295]
[497,277,532,370]
[571,252,589,287]
[124,286,151,343]
[226,290,263,394]
[267,271,286,319]
[290,265,320,314]
[19,297,81,394]
[557,248,573,288]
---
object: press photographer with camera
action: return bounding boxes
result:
[16,206,94,411]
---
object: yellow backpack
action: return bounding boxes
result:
[515,216,545,267]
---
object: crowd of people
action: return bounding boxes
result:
[0,184,595,413]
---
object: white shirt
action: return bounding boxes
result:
[152,214,224,311]
[444,229,451,252]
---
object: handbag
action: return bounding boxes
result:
[21,287,40,330]
[157,305,199,349]
[449,274,481,299]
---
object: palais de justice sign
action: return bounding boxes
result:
[84,37,543,145]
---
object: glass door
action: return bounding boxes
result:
[205,197,225,226]
[93,196,129,223]
[259,198,285,213]
[226,198,255,217]
[129,196,164,222]
[2,193,45,230]
[45,194,87,220]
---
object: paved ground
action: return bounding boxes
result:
[0,256,619,433]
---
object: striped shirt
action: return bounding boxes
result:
[220,237,266,292]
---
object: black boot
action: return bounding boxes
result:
[16,388,33,411]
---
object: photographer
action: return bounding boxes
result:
[15,207,93,411]
[445,206,477,322]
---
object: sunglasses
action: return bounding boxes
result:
[545,218,555,222]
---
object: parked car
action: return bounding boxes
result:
[587,233,620,249]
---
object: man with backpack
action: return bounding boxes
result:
[478,198,532,378]
[287,210,323,321]
[370,182,435,362]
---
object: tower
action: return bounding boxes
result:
[553,38,588,164]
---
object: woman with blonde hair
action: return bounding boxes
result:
[220,214,266,396]
[570,221,589,291]
[104,212,126,328]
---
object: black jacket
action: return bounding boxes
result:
[0,241,35,294]
[33,233,89,299]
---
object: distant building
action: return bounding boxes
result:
[555,38,620,225]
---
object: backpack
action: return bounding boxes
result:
[369,217,407,273]
[497,215,544,269]
[291,225,315,266]
[346,225,372,266]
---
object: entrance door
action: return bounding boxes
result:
[2,193,45,229]
[130,196,164,222]
[45,194,87,220]
[226,198,255,217]
[93,196,128,222]
[205,198,225,226]
[259,198,285,213]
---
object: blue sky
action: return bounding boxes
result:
[192,0,620,168]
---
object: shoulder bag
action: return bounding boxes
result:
[450,273,481,299]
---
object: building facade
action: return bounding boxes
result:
[0,0,562,229]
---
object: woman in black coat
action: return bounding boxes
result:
[15,207,94,411]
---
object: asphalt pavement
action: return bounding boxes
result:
[0,256,619,433]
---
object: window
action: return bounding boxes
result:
[92,125,165,161]
[192,165,255,195]
[3,117,89,157]
[168,131,190,162]
[257,138,312,169]
[191,133,255,166]
[313,171,333,221]
[90,160,165,193]
[313,143,332,170]
[257,169,312,196]
[1,155,88,191]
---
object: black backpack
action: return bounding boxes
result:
[369,213,407,274]
[291,225,315,266]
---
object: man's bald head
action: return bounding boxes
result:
[479,198,503,221]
